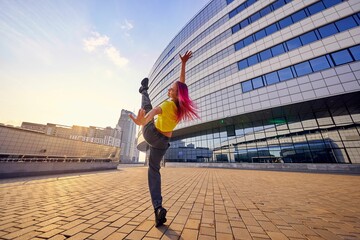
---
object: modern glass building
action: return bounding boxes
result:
[139,0,360,164]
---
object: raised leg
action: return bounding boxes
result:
[140,78,152,114]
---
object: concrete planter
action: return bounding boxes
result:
[165,162,360,174]
[0,162,119,178]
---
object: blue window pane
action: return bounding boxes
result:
[355,14,360,25]
[292,10,307,23]
[226,0,234,4]
[326,55,335,68]
[229,9,237,18]
[323,0,342,8]
[243,36,253,47]
[279,16,293,29]
[254,29,266,41]
[272,0,286,10]
[247,55,259,66]
[234,40,244,51]
[331,49,353,66]
[300,31,318,45]
[237,4,245,13]
[318,23,338,38]
[250,12,261,23]
[278,67,294,81]
[271,44,285,56]
[232,24,240,34]
[310,56,331,72]
[247,0,256,6]
[308,2,325,15]
[265,72,280,85]
[350,45,360,60]
[238,59,248,70]
[260,6,271,17]
[335,16,358,32]
[240,19,249,28]
[242,81,253,92]
[265,23,278,35]
[294,61,313,76]
[259,49,272,61]
[252,77,264,89]
[286,37,302,51]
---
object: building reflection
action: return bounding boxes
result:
[167,92,360,164]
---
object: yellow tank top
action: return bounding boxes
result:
[155,100,178,132]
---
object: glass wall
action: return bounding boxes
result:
[166,93,360,164]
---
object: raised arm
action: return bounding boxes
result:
[179,50,192,84]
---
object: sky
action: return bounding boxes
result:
[0,0,209,128]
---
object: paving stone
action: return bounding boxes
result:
[266,231,289,240]
[61,223,91,237]
[67,232,92,240]
[126,230,147,239]
[12,230,42,240]
[181,228,199,239]
[37,228,64,239]
[136,220,154,231]
[109,217,131,228]
[185,219,200,230]
[0,168,359,240]
[215,221,232,234]
[2,226,40,239]
[48,235,67,240]
[251,232,271,239]
[232,227,252,240]
[145,225,166,239]
[197,235,216,240]
[216,232,233,240]
[0,222,18,231]
[117,224,136,234]
[83,228,98,234]
[59,219,86,230]
[91,221,110,230]
[88,226,118,240]
[161,233,181,240]
[103,231,127,240]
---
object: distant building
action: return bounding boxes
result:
[165,141,212,162]
[116,109,139,163]
[0,125,120,162]
[21,122,121,148]
[20,109,139,162]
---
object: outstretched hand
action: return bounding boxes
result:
[129,109,146,126]
[180,50,192,64]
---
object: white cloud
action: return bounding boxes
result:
[83,32,109,52]
[104,46,128,67]
[120,19,133,31]
[83,31,128,68]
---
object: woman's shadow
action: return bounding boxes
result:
[157,225,183,240]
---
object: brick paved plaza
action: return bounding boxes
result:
[0,167,359,240]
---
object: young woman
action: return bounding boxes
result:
[129,50,198,227]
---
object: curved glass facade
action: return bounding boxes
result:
[143,0,360,164]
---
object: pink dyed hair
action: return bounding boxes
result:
[175,81,199,122]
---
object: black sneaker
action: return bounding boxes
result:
[155,206,167,227]
[139,78,149,93]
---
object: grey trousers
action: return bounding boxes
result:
[141,89,170,210]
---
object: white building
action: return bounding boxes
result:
[138,0,360,164]
[116,109,139,162]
